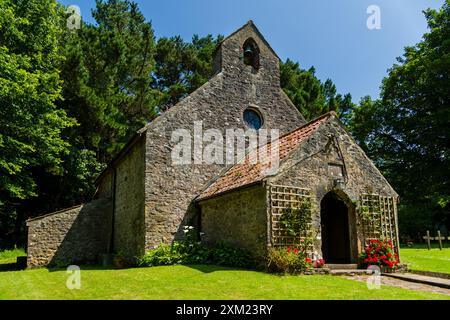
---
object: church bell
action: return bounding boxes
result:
[244,44,253,58]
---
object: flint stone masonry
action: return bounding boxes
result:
[113,135,146,262]
[26,197,112,267]
[26,21,305,266]
[142,22,304,250]
[25,21,399,267]
[199,185,268,259]
[268,115,398,261]
[195,113,399,262]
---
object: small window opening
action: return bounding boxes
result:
[243,107,263,130]
[243,38,260,69]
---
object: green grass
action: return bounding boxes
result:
[400,246,450,274]
[0,247,26,265]
[1,247,449,300]
[0,264,449,300]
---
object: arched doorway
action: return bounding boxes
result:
[320,192,352,263]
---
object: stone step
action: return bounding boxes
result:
[383,273,450,289]
[326,264,358,270]
[330,269,368,276]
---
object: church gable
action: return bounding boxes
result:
[270,113,398,198]
[198,112,400,262]
[143,21,305,249]
[198,111,397,202]
[213,20,281,76]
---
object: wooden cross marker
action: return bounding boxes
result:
[423,230,432,250]
[436,230,445,250]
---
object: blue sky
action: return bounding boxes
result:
[58,0,445,102]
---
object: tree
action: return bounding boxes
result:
[59,0,158,164]
[348,1,450,238]
[0,0,76,246]
[280,60,325,120]
[280,59,353,121]
[153,34,223,111]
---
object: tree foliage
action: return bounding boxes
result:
[348,1,450,237]
[280,59,354,121]
[153,34,223,111]
[0,0,76,245]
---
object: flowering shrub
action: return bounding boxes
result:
[267,245,313,274]
[313,258,325,268]
[359,239,399,269]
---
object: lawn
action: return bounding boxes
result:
[1,248,449,300]
[0,265,448,300]
[0,247,26,265]
[400,245,450,274]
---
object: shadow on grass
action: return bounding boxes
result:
[183,264,261,274]
[45,263,259,274]
[46,263,120,272]
[0,259,261,274]
[0,262,20,272]
[401,243,450,249]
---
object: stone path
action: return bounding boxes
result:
[384,273,450,289]
[346,274,450,296]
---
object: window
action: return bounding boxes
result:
[243,107,263,130]
[243,38,260,69]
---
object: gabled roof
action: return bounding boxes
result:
[196,112,334,201]
[95,21,281,186]
[216,20,281,61]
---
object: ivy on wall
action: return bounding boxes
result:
[279,199,312,237]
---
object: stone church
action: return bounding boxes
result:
[26,21,400,268]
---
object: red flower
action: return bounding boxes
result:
[306,258,312,263]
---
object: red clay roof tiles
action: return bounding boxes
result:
[197,112,332,200]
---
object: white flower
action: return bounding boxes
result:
[188,226,194,230]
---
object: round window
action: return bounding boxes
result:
[243,108,263,130]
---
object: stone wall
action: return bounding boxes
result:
[269,114,399,260]
[26,197,112,267]
[95,169,113,199]
[113,135,146,262]
[143,22,305,250]
[198,184,268,259]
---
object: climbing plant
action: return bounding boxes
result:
[279,199,312,237]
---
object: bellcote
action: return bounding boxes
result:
[213,20,281,84]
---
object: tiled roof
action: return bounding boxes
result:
[197,112,333,201]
